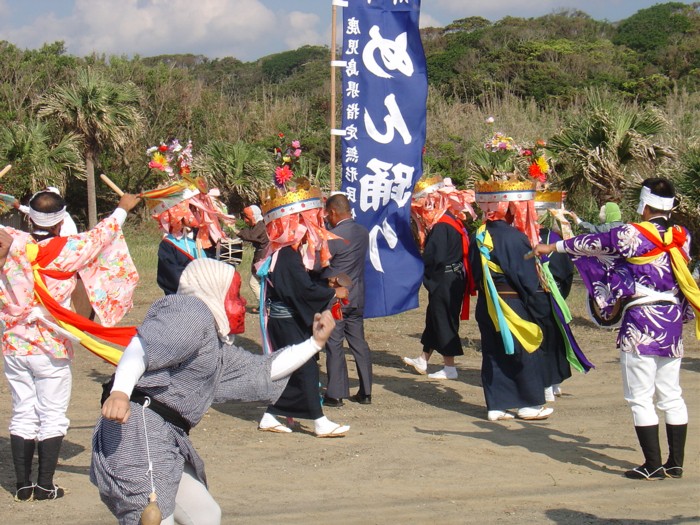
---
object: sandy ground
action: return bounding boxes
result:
[0,281,698,524]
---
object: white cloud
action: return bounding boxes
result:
[284,11,326,51]
[0,0,290,61]
[419,12,443,29]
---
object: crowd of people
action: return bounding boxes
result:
[0,165,696,523]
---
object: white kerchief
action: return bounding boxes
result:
[178,258,236,342]
[637,186,674,215]
[29,207,67,227]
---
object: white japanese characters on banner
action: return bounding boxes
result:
[341,0,427,318]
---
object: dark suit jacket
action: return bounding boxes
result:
[324,218,369,310]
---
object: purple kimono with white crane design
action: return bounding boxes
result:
[558,220,693,358]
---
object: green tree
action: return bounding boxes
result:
[197,140,271,211]
[0,119,83,197]
[36,67,145,227]
[613,2,694,52]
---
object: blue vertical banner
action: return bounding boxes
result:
[340,0,427,318]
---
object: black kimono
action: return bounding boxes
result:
[468,220,546,411]
[265,246,336,419]
[156,234,216,295]
[420,215,466,357]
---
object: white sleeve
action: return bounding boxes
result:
[109,208,128,227]
[269,337,323,381]
[111,336,147,396]
[555,240,566,253]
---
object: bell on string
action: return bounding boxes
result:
[140,492,162,525]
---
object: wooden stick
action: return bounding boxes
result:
[329,3,338,192]
[99,174,124,197]
[0,164,11,178]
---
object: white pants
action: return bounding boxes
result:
[249,273,261,302]
[3,353,72,440]
[620,350,688,427]
[161,463,221,525]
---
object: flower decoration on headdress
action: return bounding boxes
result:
[258,134,341,272]
[521,139,551,184]
[147,139,193,179]
[143,138,236,248]
[470,120,550,187]
[470,130,522,180]
[273,133,302,188]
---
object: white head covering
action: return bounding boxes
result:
[244,204,263,223]
[177,258,236,342]
[636,185,675,215]
[29,190,67,227]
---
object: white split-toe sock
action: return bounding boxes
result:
[428,366,457,380]
[403,355,427,374]
[314,416,350,437]
[259,412,292,432]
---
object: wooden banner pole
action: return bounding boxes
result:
[330,3,338,192]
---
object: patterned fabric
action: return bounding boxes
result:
[479,199,541,248]
[91,295,288,523]
[0,217,138,358]
[263,208,339,271]
[411,183,476,250]
[561,221,694,357]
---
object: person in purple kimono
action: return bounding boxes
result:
[535,178,698,481]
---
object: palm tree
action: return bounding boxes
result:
[547,89,674,206]
[198,140,272,211]
[0,119,83,197]
[36,67,145,227]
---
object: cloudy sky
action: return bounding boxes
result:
[0,1,695,62]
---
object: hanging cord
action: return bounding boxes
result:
[139,397,163,524]
[141,397,157,496]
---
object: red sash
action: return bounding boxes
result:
[631,223,689,261]
[437,214,475,320]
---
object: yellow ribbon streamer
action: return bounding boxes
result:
[478,227,543,353]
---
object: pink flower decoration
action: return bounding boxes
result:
[294,149,302,157]
[291,140,300,148]
[275,165,294,186]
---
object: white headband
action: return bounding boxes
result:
[29,207,67,227]
[637,186,674,215]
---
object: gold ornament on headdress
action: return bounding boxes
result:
[534,190,566,209]
[474,179,537,203]
[260,177,323,223]
[413,174,444,198]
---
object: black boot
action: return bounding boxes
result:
[625,425,666,480]
[10,435,35,501]
[663,423,687,479]
[34,435,65,500]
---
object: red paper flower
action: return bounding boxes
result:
[529,162,546,182]
[275,165,294,186]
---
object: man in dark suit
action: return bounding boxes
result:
[322,193,373,406]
